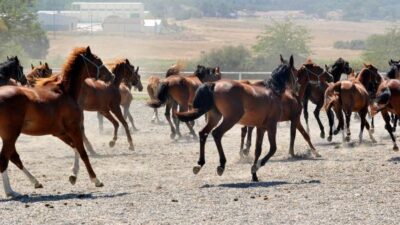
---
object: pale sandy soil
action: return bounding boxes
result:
[0,97,400,224]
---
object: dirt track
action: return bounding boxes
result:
[1,99,400,224]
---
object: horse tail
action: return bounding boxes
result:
[375,86,391,105]
[147,82,169,108]
[176,83,215,122]
[323,82,341,111]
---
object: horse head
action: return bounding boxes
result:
[195,65,221,82]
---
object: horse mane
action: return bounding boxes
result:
[61,47,87,100]
[35,74,61,86]
[166,61,185,77]
[264,63,291,96]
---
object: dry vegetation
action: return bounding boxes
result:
[47,18,394,70]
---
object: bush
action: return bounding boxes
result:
[333,40,365,50]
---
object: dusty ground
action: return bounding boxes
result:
[0,97,400,224]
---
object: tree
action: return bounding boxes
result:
[252,20,311,62]
[362,28,400,70]
[0,0,49,60]
[197,45,252,71]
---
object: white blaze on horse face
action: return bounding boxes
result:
[2,170,14,197]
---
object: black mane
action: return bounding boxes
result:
[264,63,291,96]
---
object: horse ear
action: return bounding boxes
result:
[85,46,92,55]
[39,61,42,65]
[6,56,9,60]
[45,62,49,68]
[125,58,130,64]
[289,55,294,67]
[363,63,368,68]
[136,66,139,73]
[325,64,329,71]
[31,64,34,69]
[280,54,284,63]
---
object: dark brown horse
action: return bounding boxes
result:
[0,46,111,197]
[301,58,352,142]
[240,56,319,158]
[324,64,381,143]
[176,56,299,182]
[97,64,143,132]
[79,58,135,152]
[148,65,221,139]
[0,56,27,86]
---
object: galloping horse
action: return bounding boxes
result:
[385,60,400,131]
[147,75,161,123]
[324,64,381,143]
[301,58,352,141]
[97,63,143,132]
[0,56,27,86]
[26,62,53,86]
[240,56,320,158]
[176,56,298,182]
[148,65,221,139]
[0,46,110,197]
[80,59,135,151]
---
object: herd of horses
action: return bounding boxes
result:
[0,46,399,198]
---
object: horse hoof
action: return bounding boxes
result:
[327,136,332,142]
[216,166,225,176]
[109,140,116,147]
[69,176,77,185]
[251,164,259,174]
[193,166,202,175]
[6,191,22,198]
[345,136,351,142]
[243,148,250,156]
[252,173,259,182]
[333,130,339,135]
[129,145,135,151]
[393,146,399,151]
[95,182,104,187]
[314,152,322,158]
[170,133,176,139]
[34,183,43,189]
[370,128,374,134]
[320,133,325,139]
[371,139,377,144]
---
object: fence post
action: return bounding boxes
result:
[238,72,242,80]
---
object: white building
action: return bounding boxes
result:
[70,2,144,23]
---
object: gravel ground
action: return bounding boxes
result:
[1,99,400,225]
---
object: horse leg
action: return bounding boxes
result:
[327,108,334,142]
[100,111,120,148]
[68,127,103,187]
[82,129,97,156]
[244,127,254,156]
[382,111,399,151]
[251,127,266,182]
[314,104,325,138]
[193,110,221,175]
[154,108,160,123]
[164,102,176,139]
[361,109,376,143]
[393,115,398,132]
[288,117,297,157]
[296,121,321,157]
[0,133,23,197]
[370,116,375,134]
[252,122,278,182]
[343,109,352,142]
[358,109,367,143]
[212,115,241,176]
[112,105,135,150]
[303,97,310,134]
[172,104,182,138]
[97,112,104,133]
[334,107,344,135]
[239,126,248,157]
[10,151,43,189]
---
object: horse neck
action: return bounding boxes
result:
[62,59,87,102]
[111,65,124,87]
[356,70,370,88]
[332,69,342,83]
[0,62,12,78]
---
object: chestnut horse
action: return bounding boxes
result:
[323,64,381,143]
[148,65,221,139]
[97,64,143,132]
[0,46,111,197]
[0,56,27,86]
[79,59,135,152]
[176,56,298,182]
[147,75,161,123]
[240,56,320,158]
[26,61,53,86]
[385,59,400,131]
[301,58,352,141]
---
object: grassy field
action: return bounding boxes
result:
[46,18,394,71]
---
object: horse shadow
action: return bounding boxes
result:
[388,156,400,162]
[201,179,320,189]
[0,192,129,203]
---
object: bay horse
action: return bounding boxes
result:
[372,78,400,151]
[0,56,27,86]
[148,65,221,139]
[176,56,298,182]
[147,75,161,123]
[240,55,320,158]
[80,58,136,152]
[26,62,53,86]
[385,59,400,131]
[323,64,381,143]
[97,64,143,132]
[0,46,111,197]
